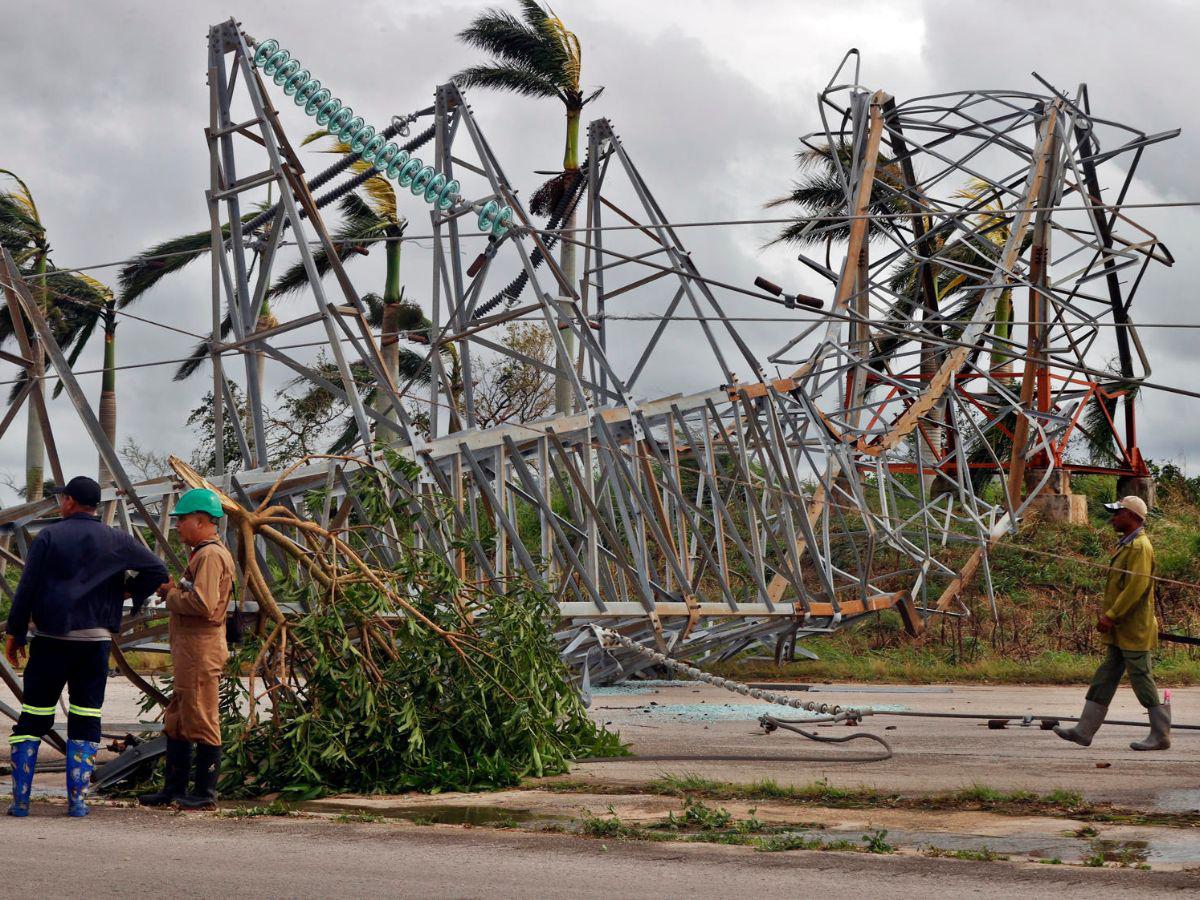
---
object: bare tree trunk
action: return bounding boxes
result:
[252,307,277,464]
[554,108,581,416]
[24,253,47,501]
[97,316,117,485]
[24,344,45,501]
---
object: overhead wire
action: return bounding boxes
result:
[29,197,1200,278]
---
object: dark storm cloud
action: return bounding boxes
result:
[1,0,1198,498]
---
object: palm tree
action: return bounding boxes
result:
[0,172,121,497]
[118,209,276,463]
[771,148,1030,493]
[0,170,50,500]
[768,142,909,258]
[117,139,442,461]
[272,292,451,457]
[455,0,602,416]
[59,276,120,484]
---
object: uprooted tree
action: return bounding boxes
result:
[138,451,624,797]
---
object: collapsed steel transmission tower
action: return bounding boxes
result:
[0,27,1176,695]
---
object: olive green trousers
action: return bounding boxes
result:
[1085,644,1160,709]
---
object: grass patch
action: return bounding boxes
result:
[579,806,644,839]
[952,785,1035,804]
[334,811,386,824]
[577,796,897,855]
[924,845,1009,862]
[661,797,734,831]
[220,800,296,818]
[544,774,1200,829]
[649,773,882,805]
[755,832,824,852]
[863,828,894,853]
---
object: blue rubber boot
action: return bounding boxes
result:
[66,740,98,818]
[7,738,40,817]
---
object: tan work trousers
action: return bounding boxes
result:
[163,621,227,746]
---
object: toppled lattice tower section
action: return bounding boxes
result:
[0,32,1175,690]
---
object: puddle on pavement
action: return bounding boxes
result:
[1090,839,1150,865]
[859,827,1194,866]
[1155,788,1200,813]
[296,801,554,825]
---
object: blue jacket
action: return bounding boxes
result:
[5,513,169,645]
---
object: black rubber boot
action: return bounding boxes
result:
[176,743,220,811]
[138,739,193,807]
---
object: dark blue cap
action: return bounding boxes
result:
[48,475,102,508]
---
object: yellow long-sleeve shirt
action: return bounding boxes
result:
[1101,530,1157,651]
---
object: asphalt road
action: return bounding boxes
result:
[2,807,1197,898]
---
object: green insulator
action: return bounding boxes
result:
[423,172,447,204]
[375,143,400,172]
[253,39,279,68]
[491,206,513,237]
[273,59,301,87]
[295,79,322,107]
[305,88,331,117]
[263,49,290,76]
[437,179,459,211]
[397,158,422,187]
[410,166,435,196]
[350,124,376,155]
[315,97,342,127]
[477,200,500,232]
[283,69,311,96]
[337,115,365,144]
[386,149,410,179]
[362,134,387,164]
[327,107,354,136]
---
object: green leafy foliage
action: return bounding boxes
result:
[216,456,624,798]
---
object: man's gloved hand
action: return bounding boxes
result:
[1097,614,1115,634]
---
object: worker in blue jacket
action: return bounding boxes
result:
[4,475,168,817]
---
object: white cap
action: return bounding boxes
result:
[1104,495,1148,520]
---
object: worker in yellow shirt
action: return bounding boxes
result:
[1054,495,1169,751]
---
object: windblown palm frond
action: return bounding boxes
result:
[173,310,235,382]
[304,133,401,223]
[1081,378,1139,465]
[118,211,262,307]
[766,142,908,247]
[45,271,114,398]
[454,1,586,107]
[0,169,45,266]
[266,194,387,299]
[453,63,563,101]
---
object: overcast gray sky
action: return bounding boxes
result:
[2,0,1198,500]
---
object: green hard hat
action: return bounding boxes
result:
[171,488,225,519]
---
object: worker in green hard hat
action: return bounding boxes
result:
[138,488,236,810]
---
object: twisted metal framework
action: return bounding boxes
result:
[0,29,1177,694]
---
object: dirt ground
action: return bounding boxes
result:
[4,677,1200,895]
